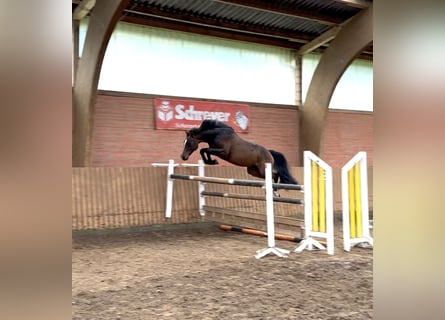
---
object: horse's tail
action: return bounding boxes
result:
[269,150,299,185]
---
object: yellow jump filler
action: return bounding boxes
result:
[341,152,373,251]
[295,151,334,255]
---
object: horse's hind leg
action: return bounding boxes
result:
[248,165,280,197]
[247,166,262,179]
[265,166,281,197]
[272,170,279,183]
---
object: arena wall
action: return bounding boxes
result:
[73,90,373,231]
[72,165,372,231]
[91,91,372,168]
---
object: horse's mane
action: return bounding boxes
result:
[198,120,235,133]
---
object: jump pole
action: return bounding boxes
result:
[163,156,334,257]
[165,160,290,258]
[219,224,306,243]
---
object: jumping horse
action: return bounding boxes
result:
[180,120,298,185]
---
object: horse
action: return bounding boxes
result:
[180,120,298,185]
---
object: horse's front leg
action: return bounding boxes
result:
[206,147,228,162]
[199,148,218,165]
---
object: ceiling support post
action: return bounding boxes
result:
[72,0,128,167]
[299,6,372,162]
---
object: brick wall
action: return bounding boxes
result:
[322,110,373,167]
[91,91,300,167]
[92,91,373,168]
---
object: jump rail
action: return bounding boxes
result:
[201,191,304,205]
[169,174,303,190]
[164,151,335,257]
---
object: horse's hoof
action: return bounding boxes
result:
[204,159,217,165]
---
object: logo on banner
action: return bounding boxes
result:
[157,100,174,123]
[234,110,248,130]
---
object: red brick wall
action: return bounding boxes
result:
[92,92,300,167]
[322,110,373,167]
[92,91,373,168]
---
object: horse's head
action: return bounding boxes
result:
[180,130,199,161]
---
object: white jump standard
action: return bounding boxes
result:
[342,151,373,251]
[254,163,290,259]
[294,151,334,255]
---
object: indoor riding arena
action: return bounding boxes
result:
[72,0,373,319]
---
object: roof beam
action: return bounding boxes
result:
[72,0,96,20]
[213,0,343,25]
[125,7,314,43]
[334,0,370,9]
[298,26,340,55]
[298,13,367,55]
[121,14,304,49]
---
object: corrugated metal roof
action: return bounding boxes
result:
[73,0,373,58]
[129,0,358,32]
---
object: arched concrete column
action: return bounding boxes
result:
[299,6,372,162]
[72,0,129,167]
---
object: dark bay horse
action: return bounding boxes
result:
[180,120,298,185]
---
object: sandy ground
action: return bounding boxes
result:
[72,220,372,320]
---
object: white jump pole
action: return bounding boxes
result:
[255,163,290,259]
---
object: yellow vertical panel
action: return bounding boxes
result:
[311,161,319,231]
[348,168,356,238]
[318,165,326,232]
[354,163,363,237]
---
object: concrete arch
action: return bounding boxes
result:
[72,0,129,167]
[299,6,373,161]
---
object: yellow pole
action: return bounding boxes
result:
[348,168,356,238]
[354,162,362,237]
[319,165,326,232]
[311,161,319,231]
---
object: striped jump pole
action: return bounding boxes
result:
[295,151,334,255]
[200,191,304,205]
[165,160,290,258]
[342,152,373,251]
[219,225,304,243]
[169,174,303,190]
[163,156,333,257]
